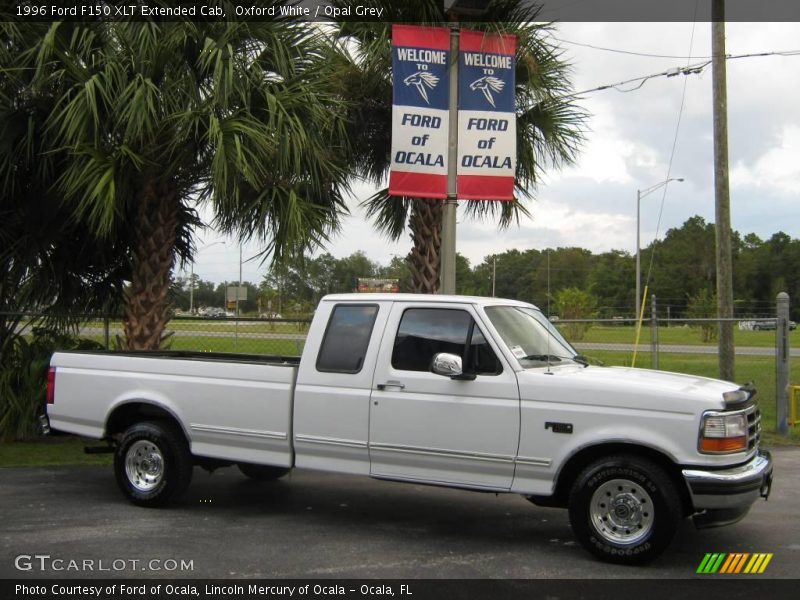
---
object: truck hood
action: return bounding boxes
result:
[517,364,738,413]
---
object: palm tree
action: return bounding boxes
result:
[329,0,586,292]
[1,16,351,349]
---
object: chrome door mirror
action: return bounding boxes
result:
[431,353,463,377]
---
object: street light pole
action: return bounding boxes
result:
[189,240,225,314]
[635,188,641,320]
[635,178,684,319]
[237,244,243,319]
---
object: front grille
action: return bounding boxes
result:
[746,403,761,451]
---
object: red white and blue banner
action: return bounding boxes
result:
[457,29,517,201]
[389,25,450,199]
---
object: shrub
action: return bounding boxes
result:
[553,287,597,341]
[686,288,717,343]
[0,329,102,441]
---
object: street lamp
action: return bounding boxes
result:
[636,178,684,320]
[189,240,225,314]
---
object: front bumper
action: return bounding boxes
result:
[682,450,772,528]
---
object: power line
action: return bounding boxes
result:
[645,5,700,295]
[564,50,800,99]
[549,32,800,61]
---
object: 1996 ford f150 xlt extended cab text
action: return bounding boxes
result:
[45,294,773,564]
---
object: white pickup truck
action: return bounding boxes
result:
[46,294,772,564]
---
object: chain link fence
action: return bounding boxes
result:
[5,293,795,435]
[6,313,312,357]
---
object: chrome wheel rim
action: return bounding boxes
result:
[125,440,165,492]
[590,478,654,545]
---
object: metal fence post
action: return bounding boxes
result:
[650,294,659,369]
[776,292,790,435]
[103,316,110,351]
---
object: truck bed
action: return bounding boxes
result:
[57,349,301,367]
[48,350,298,467]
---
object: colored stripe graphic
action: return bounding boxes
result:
[697,553,773,574]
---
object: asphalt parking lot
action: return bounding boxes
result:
[1,447,798,580]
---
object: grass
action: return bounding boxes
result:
[573,324,791,348]
[0,436,112,468]
[166,336,305,355]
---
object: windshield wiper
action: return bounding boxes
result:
[522,354,563,362]
[573,354,590,367]
[523,354,590,367]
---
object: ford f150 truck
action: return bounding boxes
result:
[46,294,772,564]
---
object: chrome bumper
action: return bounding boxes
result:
[682,451,772,528]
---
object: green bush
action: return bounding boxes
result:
[554,287,597,341]
[0,328,103,441]
[686,288,717,343]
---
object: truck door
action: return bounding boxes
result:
[294,302,386,475]
[369,303,520,490]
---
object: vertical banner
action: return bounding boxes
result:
[457,29,517,200]
[389,25,451,199]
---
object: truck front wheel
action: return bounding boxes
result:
[114,421,193,507]
[567,455,681,564]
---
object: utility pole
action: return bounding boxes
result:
[440,24,459,295]
[712,0,735,381]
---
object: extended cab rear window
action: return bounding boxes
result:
[316,304,379,373]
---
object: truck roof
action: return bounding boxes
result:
[319,293,539,310]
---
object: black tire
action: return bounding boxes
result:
[237,462,291,481]
[114,421,193,507]
[567,455,681,565]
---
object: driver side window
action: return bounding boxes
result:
[391,308,502,375]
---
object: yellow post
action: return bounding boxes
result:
[631,285,648,368]
[791,385,800,426]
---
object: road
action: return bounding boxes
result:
[1,447,797,580]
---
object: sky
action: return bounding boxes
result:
[186,21,800,285]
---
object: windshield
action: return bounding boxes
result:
[484,305,579,368]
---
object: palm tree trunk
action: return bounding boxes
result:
[123,182,178,350]
[407,199,442,294]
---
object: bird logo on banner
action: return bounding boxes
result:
[403,71,439,104]
[469,76,505,108]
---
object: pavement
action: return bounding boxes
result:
[1,447,798,580]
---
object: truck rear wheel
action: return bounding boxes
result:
[114,421,193,507]
[567,455,681,564]
[237,463,291,481]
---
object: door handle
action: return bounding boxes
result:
[377,381,405,391]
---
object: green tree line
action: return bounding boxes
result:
[225,216,797,320]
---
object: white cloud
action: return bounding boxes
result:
[189,22,800,282]
[731,125,800,194]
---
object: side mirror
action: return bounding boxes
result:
[431,353,463,377]
[431,353,475,380]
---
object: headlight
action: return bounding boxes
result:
[722,389,748,405]
[699,412,747,453]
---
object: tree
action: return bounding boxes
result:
[553,287,597,341]
[589,250,635,317]
[686,288,718,343]
[2,16,351,349]
[329,0,585,292]
[643,216,717,315]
